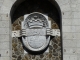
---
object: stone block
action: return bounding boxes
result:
[0,21,9,27]
[0,0,4,2]
[2,0,13,8]
[0,57,10,60]
[71,26,76,32]
[75,26,80,32]
[77,54,80,60]
[0,34,10,42]
[76,48,80,54]
[72,0,78,4]
[63,40,77,48]
[63,48,77,55]
[0,49,10,57]
[0,6,10,14]
[62,26,72,32]
[73,12,80,18]
[72,19,80,25]
[56,0,70,6]
[62,19,72,25]
[0,2,3,7]
[63,32,73,39]
[73,33,80,39]
[63,26,76,33]
[63,55,77,60]
[62,12,74,19]
[0,28,9,34]
[0,14,10,20]
[76,40,80,48]
[61,3,71,12]
[0,42,10,49]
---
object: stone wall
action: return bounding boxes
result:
[0,0,80,60]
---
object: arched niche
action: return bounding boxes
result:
[10,0,63,60]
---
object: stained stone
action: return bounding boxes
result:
[15,25,21,30]
[58,42,61,46]
[18,39,21,44]
[53,49,56,52]
[52,39,58,44]
[14,47,18,51]
[53,53,58,56]
[56,37,60,42]
[15,51,20,55]
[17,55,21,60]
[51,23,59,29]
[40,54,44,58]
[53,44,58,49]
[12,38,18,43]
[12,39,14,43]
[49,50,52,53]
[25,55,28,60]
[55,57,59,60]
[36,59,38,60]
[12,43,17,48]
[13,22,18,27]
[48,53,52,58]
[32,55,35,59]
[43,58,46,60]
[20,47,23,52]
[12,58,16,60]
[12,55,17,58]
[12,26,15,30]
[49,45,53,50]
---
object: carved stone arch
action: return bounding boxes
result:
[10,0,63,60]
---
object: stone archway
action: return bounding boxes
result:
[0,0,63,60]
[10,0,62,60]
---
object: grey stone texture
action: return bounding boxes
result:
[0,0,80,60]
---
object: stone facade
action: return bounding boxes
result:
[0,0,80,60]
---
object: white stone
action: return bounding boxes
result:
[0,6,10,14]
[62,12,74,19]
[63,55,77,60]
[63,32,73,39]
[76,48,80,54]
[62,19,72,25]
[62,26,72,32]
[2,0,13,8]
[76,40,80,48]
[0,42,10,49]
[75,26,80,32]
[63,48,77,55]
[55,0,70,6]
[73,12,80,18]
[0,34,9,42]
[0,49,10,57]
[0,21,9,27]
[0,2,3,7]
[73,33,80,39]
[70,0,78,4]
[77,54,80,60]
[61,3,71,12]
[72,19,80,25]
[0,57,10,60]
[0,28,9,34]
[0,14,10,20]
[63,40,77,48]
